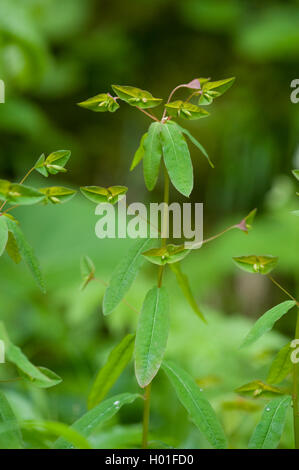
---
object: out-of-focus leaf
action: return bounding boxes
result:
[142,244,190,266]
[0,322,62,388]
[0,215,8,256]
[292,170,299,181]
[5,231,21,264]
[235,209,257,234]
[54,393,141,449]
[80,255,95,291]
[78,93,120,113]
[112,85,162,109]
[35,150,71,177]
[248,396,291,449]
[0,391,23,449]
[267,343,293,385]
[171,122,214,168]
[221,398,260,413]
[170,262,206,323]
[241,301,296,348]
[80,186,127,205]
[233,255,278,275]
[235,380,284,398]
[165,100,209,120]
[143,122,162,191]
[88,334,135,409]
[161,122,193,197]
[135,287,169,387]
[39,186,77,204]
[130,132,148,171]
[162,361,227,449]
[103,238,152,315]
[0,180,44,206]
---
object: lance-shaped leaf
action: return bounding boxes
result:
[88,334,135,409]
[0,322,62,388]
[5,216,46,293]
[111,85,162,109]
[39,186,77,205]
[54,393,140,449]
[143,244,190,266]
[171,122,214,168]
[162,361,227,449]
[241,301,296,348]
[78,93,119,113]
[103,238,152,315]
[143,122,163,190]
[161,122,193,197]
[0,391,23,449]
[248,396,291,449]
[5,231,21,264]
[170,262,206,323]
[267,343,293,385]
[292,169,299,181]
[165,101,209,121]
[35,150,71,177]
[80,185,127,205]
[235,208,257,234]
[80,255,95,291]
[0,215,8,256]
[135,287,169,387]
[130,132,148,171]
[233,255,278,275]
[198,77,235,106]
[235,380,284,398]
[0,180,44,206]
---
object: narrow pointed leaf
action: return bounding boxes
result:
[103,238,152,315]
[88,334,135,409]
[22,420,91,449]
[172,122,214,168]
[130,132,148,171]
[161,122,193,197]
[135,287,169,387]
[0,391,23,449]
[248,396,291,449]
[54,393,140,449]
[143,122,162,190]
[267,343,293,385]
[0,216,8,256]
[241,301,296,348]
[162,361,227,449]
[5,231,21,264]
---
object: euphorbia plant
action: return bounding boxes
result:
[77,78,260,449]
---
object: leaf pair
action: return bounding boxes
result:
[142,244,190,266]
[35,150,71,177]
[197,77,235,106]
[80,186,127,205]
[233,254,278,275]
[0,180,44,206]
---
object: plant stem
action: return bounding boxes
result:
[136,107,159,122]
[293,309,299,449]
[142,383,152,448]
[0,166,35,212]
[267,275,299,306]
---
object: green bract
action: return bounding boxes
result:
[0,179,44,205]
[35,150,71,177]
[80,185,127,204]
[142,244,190,266]
[235,380,284,398]
[233,254,278,274]
[78,93,120,112]
[112,85,163,109]
[39,186,77,204]
[198,77,235,106]
[165,100,209,120]
[292,169,299,181]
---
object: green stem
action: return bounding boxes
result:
[142,383,152,449]
[293,309,299,449]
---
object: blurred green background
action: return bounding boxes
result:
[0,0,299,449]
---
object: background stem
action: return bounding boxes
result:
[142,383,152,448]
[293,309,299,449]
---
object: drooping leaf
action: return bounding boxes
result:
[80,255,95,291]
[5,231,21,264]
[111,85,162,109]
[135,287,169,388]
[143,122,162,190]
[130,132,148,171]
[103,238,152,315]
[171,122,214,168]
[54,393,140,449]
[39,186,77,205]
[170,263,206,323]
[80,186,127,205]
[235,380,284,398]
[88,334,135,409]
[161,122,193,197]
[248,396,291,449]
[241,301,296,348]
[0,215,8,256]
[0,180,44,206]
[292,169,299,181]
[0,322,62,389]
[0,391,23,449]
[142,244,190,266]
[233,255,278,275]
[162,361,227,449]
[267,343,293,385]
[78,93,120,113]
[235,209,257,234]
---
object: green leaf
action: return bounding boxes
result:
[142,244,190,266]
[111,85,162,109]
[233,255,278,275]
[165,101,209,120]
[5,231,21,264]
[54,393,140,449]
[39,186,77,205]
[22,420,91,449]
[80,255,95,291]
[130,132,148,171]
[241,301,296,348]
[143,122,163,190]
[292,169,299,181]
[162,361,227,449]
[5,217,46,293]
[170,263,206,323]
[0,391,23,449]
[248,396,291,449]
[0,215,8,256]
[78,93,120,113]
[235,380,284,398]
[34,154,48,177]
[0,322,62,389]
[88,334,135,409]
[161,122,193,197]
[0,179,44,206]
[267,343,293,385]
[80,185,127,205]
[135,287,169,387]
[35,150,71,177]
[198,77,235,106]
[103,238,152,316]
[172,122,214,168]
